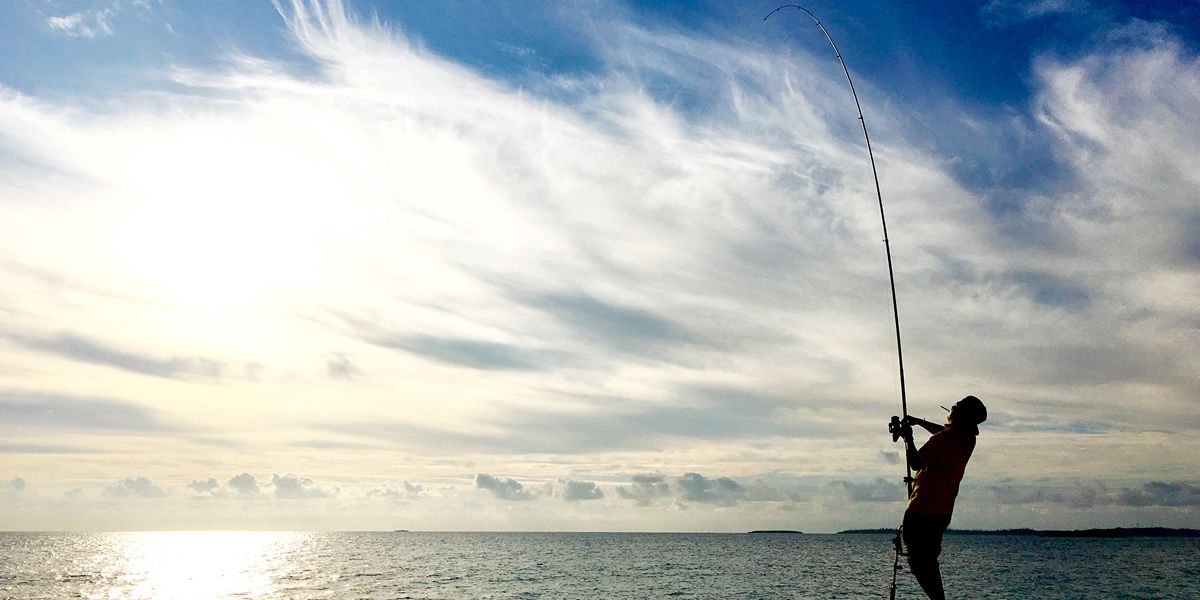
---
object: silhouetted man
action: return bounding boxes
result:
[899,395,987,600]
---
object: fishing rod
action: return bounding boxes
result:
[763,6,910,598]
[762,5,909,475]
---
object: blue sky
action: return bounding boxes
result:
[1,0,1198,532]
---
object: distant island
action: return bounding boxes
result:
[838,527,1200,538]
[747,530,803,534]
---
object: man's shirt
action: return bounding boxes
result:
[906,424,977,515]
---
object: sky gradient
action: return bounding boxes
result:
[1,0,1198,532]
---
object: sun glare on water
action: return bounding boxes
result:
[109,531,302,599]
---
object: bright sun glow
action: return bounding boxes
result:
[114,531,301,599]
[111,133,337,318]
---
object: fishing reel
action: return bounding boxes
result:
[889,416,912,442]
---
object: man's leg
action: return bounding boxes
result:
[903,511,950,600]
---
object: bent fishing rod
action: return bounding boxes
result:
[764,7,913,598]
[763,4,910,484]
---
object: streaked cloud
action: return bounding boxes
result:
[0,390,171,432]
[3,331,223,379]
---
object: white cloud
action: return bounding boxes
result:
[367,481,424,500]
[981,0,1087,24]
[270,473,337,499]
[103,477,167,499]
[187,477,220,496]
[229,473,261,496]
[46,9,115,39]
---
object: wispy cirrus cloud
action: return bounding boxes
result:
[46,10,115,39]
[0,390,171,432]
[2,331,224,379]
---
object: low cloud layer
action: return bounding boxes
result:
[271,474,337,499]
[989,481,1200,508]
[559,479,604,502]
[104,477,166,499]
[475,473,532,501]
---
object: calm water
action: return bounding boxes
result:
[1,531,1197,599]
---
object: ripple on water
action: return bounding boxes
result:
[0,532,1197,599]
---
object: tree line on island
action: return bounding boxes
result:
[831,527,1200,538]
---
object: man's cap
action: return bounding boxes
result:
[959,395,987,425]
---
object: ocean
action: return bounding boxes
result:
[1,531,1196,599]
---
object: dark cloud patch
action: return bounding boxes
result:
[372,334,544,371]
[0,390,171,432]
[676,472,745,505]
[3,331,224,379]
[325,353,361,380]
[1007,271,1090,309]
[879,450,900,465]
[103,477,166,499]
[837,478,905,503]
[337,311,566,371]
[616,473,672,506]
[1,477,26,494]
[560,479,604,501]
[270,473,335,499]
[228,473,260,496]
[475,473,532,501]
[522,292,696,353]
[1116,482,1200,507]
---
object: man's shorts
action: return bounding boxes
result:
[903,510,953,560]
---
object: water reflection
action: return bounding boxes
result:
[107,531,300,599]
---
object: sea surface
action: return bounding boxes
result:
[1,531,1197,599]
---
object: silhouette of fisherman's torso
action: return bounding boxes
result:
[907,423,976,515]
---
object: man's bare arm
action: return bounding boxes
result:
[903,431,925,471]
[904,415,944,435]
